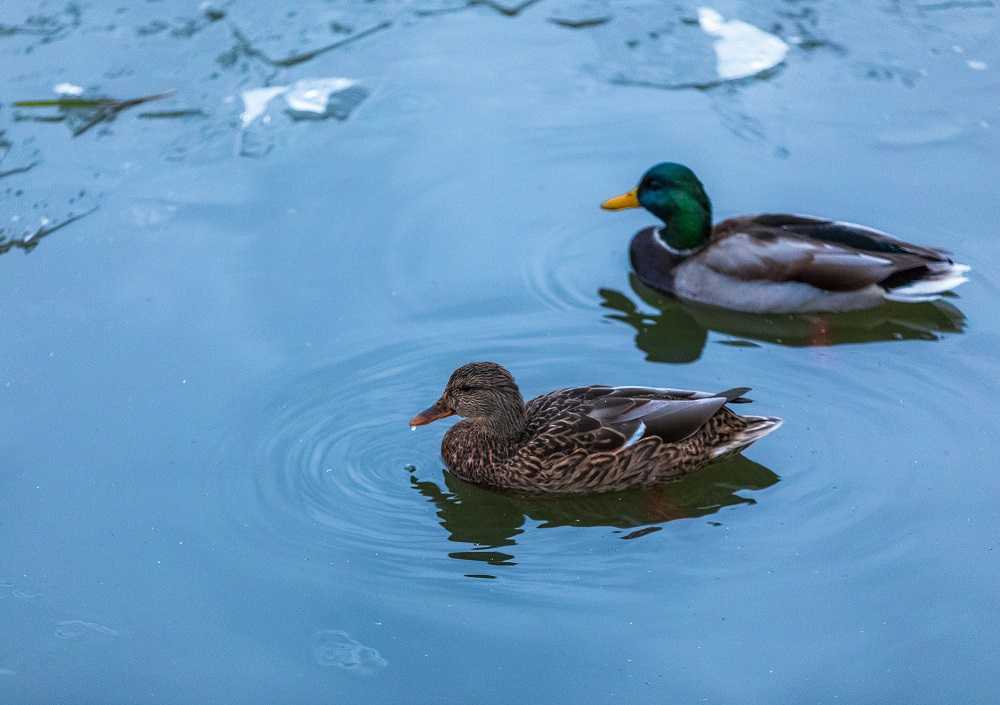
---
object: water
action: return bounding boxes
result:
[2,1,999,702]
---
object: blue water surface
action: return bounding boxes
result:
[2,1,999,703]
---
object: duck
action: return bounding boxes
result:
[601,162,970,314]
[409,361,781,494]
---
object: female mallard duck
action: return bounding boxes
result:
[601,162,970,313]
[409,361,781,494]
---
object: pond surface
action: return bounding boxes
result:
[3,1,999,702]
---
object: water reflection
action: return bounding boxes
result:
[600,275,966,363]
[408,455,779,576]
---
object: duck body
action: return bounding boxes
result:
[606,164,970,314]
[411,362,781,495]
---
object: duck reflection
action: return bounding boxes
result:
[600,275,966,363]
[408,455,779,575]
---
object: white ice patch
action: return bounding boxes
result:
[240,86,288,127]
[285,77,358,115]
[697,7,788,81]
[239,78,365,127]
[54,83,84,96]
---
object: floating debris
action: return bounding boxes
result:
[0,4,81,44]
[547,0,612,28]
[917,0,995,10]
[228,20,391,69]
[136,20,169,36]
[549,16,612,28]
[471,0,545,17]
[0,131,41,180]
[137,109,208,120]
[855,61,922,87]
[0,206,99,256]
[0,161,39,179]
[411,1,474,17]
[135,4,225,38]
[201,3,227,22]
[14,90,176,137]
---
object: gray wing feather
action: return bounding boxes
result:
[587,394,728,444]
[700,232,934,292]
[703,214,957,293]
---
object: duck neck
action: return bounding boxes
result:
[473,396,526,450]
[657,196,711,253]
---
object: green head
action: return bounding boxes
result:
[601,162,713,251]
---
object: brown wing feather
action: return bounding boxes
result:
[521,385,733,460]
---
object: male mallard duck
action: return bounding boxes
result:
[601,162,970,313]
[409,361,781,494]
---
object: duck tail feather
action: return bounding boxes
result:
[710,414,783,459]
[884,262,970,302]
[716,386,753,404]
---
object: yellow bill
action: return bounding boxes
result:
[600,188,640,210]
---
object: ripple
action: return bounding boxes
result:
[213,344,439,575]
[312,630,387,673]
[211,320,788,592]
[521,221,612,313]
[212,325,605,588]
[54,620,119,641]
[0,578,40,601]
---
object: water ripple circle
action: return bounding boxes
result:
[210,319,638,591]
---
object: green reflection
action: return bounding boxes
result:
[409,455,779,574]
[600,274,966,363]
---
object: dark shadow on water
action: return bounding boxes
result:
[409,455,779,576]
[600,274,966,363]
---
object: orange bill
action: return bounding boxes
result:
[600,188,640,210]
[409,400,454,428]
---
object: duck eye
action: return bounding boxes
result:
[459,384,475,392]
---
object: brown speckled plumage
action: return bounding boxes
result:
[410,362,781,495]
